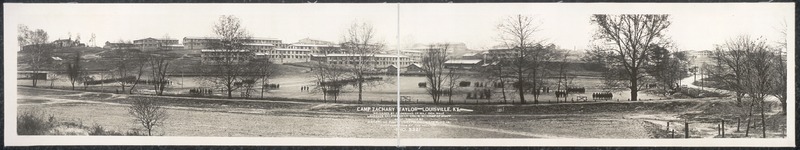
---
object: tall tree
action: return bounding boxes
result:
[711,35,775,138]
[18,26,52,87]
[421,44,449,104]
[66,52,83,90]
[340,21,385,103]
[200,15,257,98]
[148,54,171,96]
[590,14,672,101]
[768,19,788,114]
[496,14,556,104]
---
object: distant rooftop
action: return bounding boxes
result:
[444,59,482,64]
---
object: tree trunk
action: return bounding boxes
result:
[630,77,638,101]
[227,84,233,98]
[358,79,363,104]
[517,75,526,104]
[760,98,767,138]
[745,100,754,137]
[501,81,507,103]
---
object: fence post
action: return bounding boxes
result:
[722,120,725,138]
[684,120,689,138]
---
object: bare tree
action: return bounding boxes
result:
[241,58,276,98]
[421,44,449,104]
[311,62,347,102]
[769,19,788,114]
[590,14,672,101]
[495,14,557,104]
[148,54,171,96]
[446,66,463,104]
[555,50,576,101]
[128,98,169,136]
[200,15,256,98]
[127,54,148,94]
[340,21,385,103]
[711,35,775,138]
[108,49,143,93]
[18,25,52,87]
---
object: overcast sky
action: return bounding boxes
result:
[4,3,793,52]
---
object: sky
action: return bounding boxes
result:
[4,3,793,52]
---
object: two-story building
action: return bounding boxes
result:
[103,41,136,50]
[133,37,180,50]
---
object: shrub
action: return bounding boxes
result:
[17,109,55,135]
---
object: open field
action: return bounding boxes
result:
[19,71,667,104]
[15,86,786,138]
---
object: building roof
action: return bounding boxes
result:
[184,36,219,40]
[135,37,178,41]
[400,50,423,53]
[245,43,275,46]
[185,36,279,40]
[275,48,312,51]
[408,63,423,68]
[53,39,73,42]
[291,44,340,47]
[200,49,251,52]
[312,53,408,58]
[444,59,482,65]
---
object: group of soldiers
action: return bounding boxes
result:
[466,89,493,99]
[592,92,614,100]
[189,88,213,95]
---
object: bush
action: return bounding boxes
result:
[17,109,56,135]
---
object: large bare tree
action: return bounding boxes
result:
[340,21,385,103]
[496,14,540,104]
[421,44,449,104]
[711,35,776,138]
[590,14,672,101]
[148,54,172,96]
[18,25,52,87]
[200,15,257,98]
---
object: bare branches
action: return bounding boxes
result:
[590,14,672,101]
[128,98,168,136]
[494,14,554,104]
[340,21,385,103]
[202,15,262,98]
[421,43,450,104]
